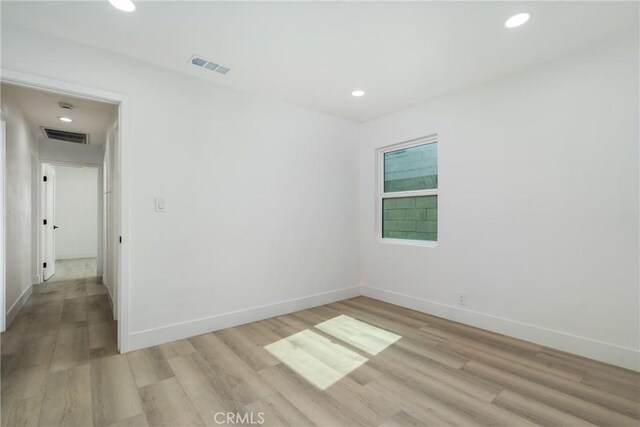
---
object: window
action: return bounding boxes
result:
[378,136,438,245]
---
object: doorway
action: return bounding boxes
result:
[0,70,130,352]
[41,163,101,283]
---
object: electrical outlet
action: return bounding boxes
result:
[456,293,467,306]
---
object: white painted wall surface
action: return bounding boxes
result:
[1,86,37,324]
[358,35,640,370]
[53,165,99,260]
[1,24,360,346]
[38,138,104,166]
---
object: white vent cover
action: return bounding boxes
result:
[189,54,231,75]
[41,127,89,145]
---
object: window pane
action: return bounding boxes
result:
[382,195,437,241]
[384,142,437,192]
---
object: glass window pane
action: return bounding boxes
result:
[382,195,437,241]
[384,143,437,192]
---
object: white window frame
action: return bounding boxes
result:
[377,134,438,248]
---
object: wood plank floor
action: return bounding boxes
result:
[46,258,98,283]
[2,273,639,426]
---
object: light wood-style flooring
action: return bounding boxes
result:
[2,270,639,426]
[46,258,98,283]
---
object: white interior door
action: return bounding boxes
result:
[43,164,56,281]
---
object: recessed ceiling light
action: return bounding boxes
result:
[351,90,365,97]
[109,0,135,12]
[505,12,531,28]
[59,117,73,123]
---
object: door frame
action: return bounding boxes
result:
[0,69,132,352]
[38,161,104,283]
[41,163,57,281]
[0,120,5,333]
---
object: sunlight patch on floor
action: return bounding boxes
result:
[315,314,401,355]
[265,329,368,390]
[264,316,402,389]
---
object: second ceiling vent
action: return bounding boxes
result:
[189,54,231,75]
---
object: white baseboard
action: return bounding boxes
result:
[6,285,33,327]
[56,251,97,260]
[32,275,41,285]
[124,283,638,371]
[363,286,640,371]
[128,285,361,351]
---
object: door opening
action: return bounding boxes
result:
[0,70,130,352]
[40,162,102,284]
[42,163,56,281]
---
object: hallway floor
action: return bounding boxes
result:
[46,257,98,283]
[1,258,117,426]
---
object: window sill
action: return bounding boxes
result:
[378,238,438,248]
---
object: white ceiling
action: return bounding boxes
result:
[1,83,116,146]
[2,1,638,122]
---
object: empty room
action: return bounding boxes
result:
[0,1,638,427]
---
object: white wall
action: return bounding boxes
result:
[1,85,37,325]
[38,137,104,166]
[53,165,99,260]
[1,23,361,348]
[358,35,640,370]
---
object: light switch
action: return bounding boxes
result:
[155,198,166,212]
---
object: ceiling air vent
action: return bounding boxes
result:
[42,127,89,145]
[189,54,231,75]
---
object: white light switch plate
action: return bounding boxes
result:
[155,198,166,212]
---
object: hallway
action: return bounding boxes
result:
[1,258,116,425]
